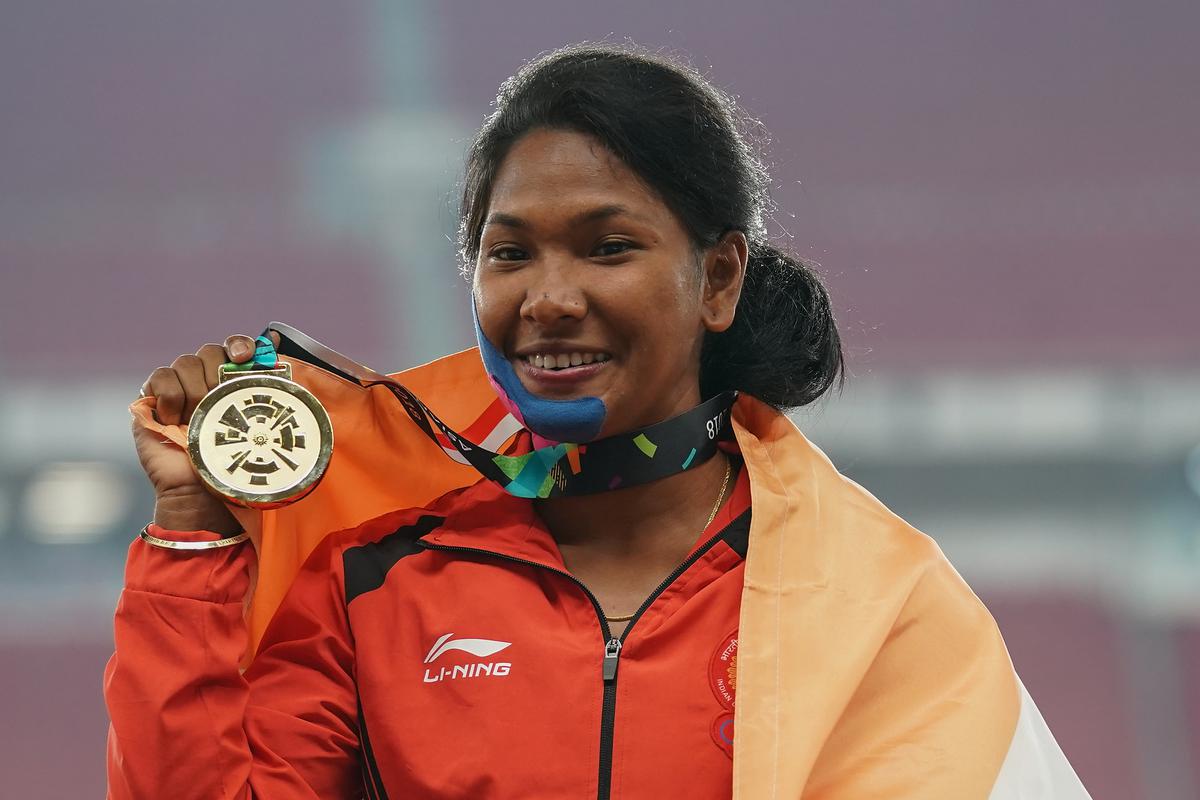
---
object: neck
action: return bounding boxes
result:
[535,448,732,558]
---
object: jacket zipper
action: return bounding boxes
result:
[419,526,731,800]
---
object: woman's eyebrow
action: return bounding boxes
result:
[485,211,528,229]
[484,204,648,230]
[569,204,640,225]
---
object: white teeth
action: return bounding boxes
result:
[525,352,610,369]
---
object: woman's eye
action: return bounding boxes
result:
[593,240,633,258]
[489,246,528,261]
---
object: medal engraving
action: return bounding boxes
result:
[188,363,333,508]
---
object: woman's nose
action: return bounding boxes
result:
[520,272,587,326]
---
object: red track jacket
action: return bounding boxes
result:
[105,463,752,799]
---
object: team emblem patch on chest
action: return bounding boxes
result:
[709,630,738,757]
[709,630,738,709]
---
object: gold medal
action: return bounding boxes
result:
[187,362,334,508]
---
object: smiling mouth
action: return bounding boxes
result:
[520,352,612,371]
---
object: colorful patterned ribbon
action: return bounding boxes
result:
[222,336,279,371]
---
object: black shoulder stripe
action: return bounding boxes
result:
[343,515,444,604]
[357,693,389,799]
[720,509,752,559]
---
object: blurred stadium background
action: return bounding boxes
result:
[2,2,1198,797]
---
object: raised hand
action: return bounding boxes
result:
[132,332,280,533]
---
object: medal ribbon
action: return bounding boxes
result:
[265,322,734,499]
[224,336,280,371]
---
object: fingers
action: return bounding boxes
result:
[144,366,185,425]
[141,332,279,425]
[224,334,257,363]
[195,344,228,390]
[171,353,209,422]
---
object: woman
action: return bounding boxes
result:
[106,44,1090,798]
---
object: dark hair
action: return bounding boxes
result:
[459,43,843,410]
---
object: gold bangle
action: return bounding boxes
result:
[138,525,250,551]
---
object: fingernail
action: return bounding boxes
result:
[230,341,250,359]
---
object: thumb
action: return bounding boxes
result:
[223,334,257,363]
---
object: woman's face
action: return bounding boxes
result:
[473,128,745,438]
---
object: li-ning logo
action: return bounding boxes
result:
[422,633,513,684]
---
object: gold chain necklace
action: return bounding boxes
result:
[604,457,733,623]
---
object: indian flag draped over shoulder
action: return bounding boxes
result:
[131,346,1092,799]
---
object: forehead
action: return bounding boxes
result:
[486,128,668,226]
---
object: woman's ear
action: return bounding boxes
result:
[701,230,748,333]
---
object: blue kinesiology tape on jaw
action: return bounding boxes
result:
[471,302,606,444]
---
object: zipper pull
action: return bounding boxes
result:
[602,638,622,682]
